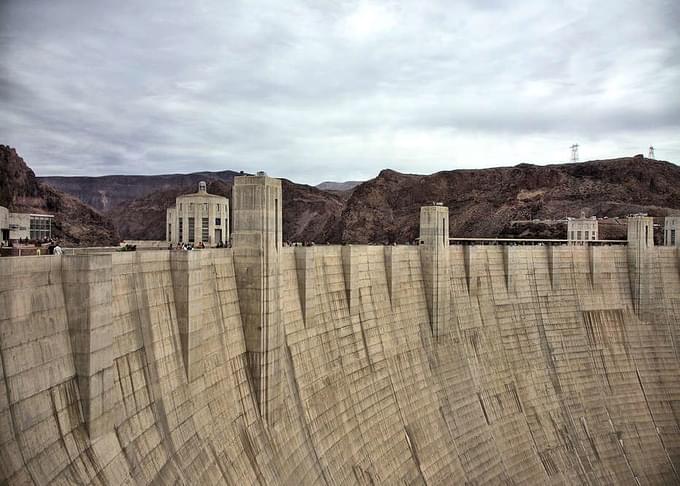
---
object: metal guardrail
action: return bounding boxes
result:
[448,237,628,246]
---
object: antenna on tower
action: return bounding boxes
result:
[570,144,579,162]
[648,146,655,159]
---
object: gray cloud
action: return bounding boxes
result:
[0,0,678,184]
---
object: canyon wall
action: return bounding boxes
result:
[1,240,680,485]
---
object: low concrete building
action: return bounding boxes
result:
[567,212,598,243]
[664,216,679,246]
[166,181,229,246]
[0,205,53,243]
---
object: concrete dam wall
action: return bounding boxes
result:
[2,175,680,485]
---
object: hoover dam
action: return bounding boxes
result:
[2,173,680,485]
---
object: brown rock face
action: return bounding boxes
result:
[0,145,119,246]
[0,145,41,208]
[338,159,680,243]
[281,180,345,243]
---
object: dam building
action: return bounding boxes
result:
[166,181,229,246]
[0,204,53,243]
[567,212,598,243]
[3,174,680,485]
[665,216,679,246]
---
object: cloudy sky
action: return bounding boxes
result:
[1,0,678,184]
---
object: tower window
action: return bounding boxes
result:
[201,218,209,242]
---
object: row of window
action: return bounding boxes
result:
[178,203,226,213]
[29,216,52,241]
[570,230,596,240]
[174,217,219,243]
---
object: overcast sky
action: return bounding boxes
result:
[1,0,678,184]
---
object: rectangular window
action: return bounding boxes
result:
[202,218,209,242]
[672,229,676,245]
[188,217,195,242]
[570,231,575,240]
[168,224,172,240]
[442,218,446,245]
[29,216,51,240]
[645,225,649,246]
[215,218,221,226]
[592,231,596,240]
[577,230,582,240]
[178,218,183,242]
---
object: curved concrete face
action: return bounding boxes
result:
[1,244,680,485]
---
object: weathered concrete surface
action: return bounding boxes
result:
[1,243,680,485]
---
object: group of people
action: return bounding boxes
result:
[284,241,315,247]
[168,242,202,251]
[47,241,63,255]
[0,238,63,255]
[168,241,231,251]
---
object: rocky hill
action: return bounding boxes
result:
[338,156,680,243]
[0,145,119,246]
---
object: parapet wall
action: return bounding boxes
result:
[1,244,680,484]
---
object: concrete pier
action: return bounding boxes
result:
[419,205,450,337]
[231,173,283,425]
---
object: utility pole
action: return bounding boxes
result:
[570,144,579,163]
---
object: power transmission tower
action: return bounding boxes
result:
[570,144,579,162]
[648,146,655,159]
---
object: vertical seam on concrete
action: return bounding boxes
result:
[635,368,679,481]
[0,339,40,485]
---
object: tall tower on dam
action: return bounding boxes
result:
[419,204,450,337]
[627,215,654,313]
[232,172,283,425]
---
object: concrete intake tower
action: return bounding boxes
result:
[1,173,680,484]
